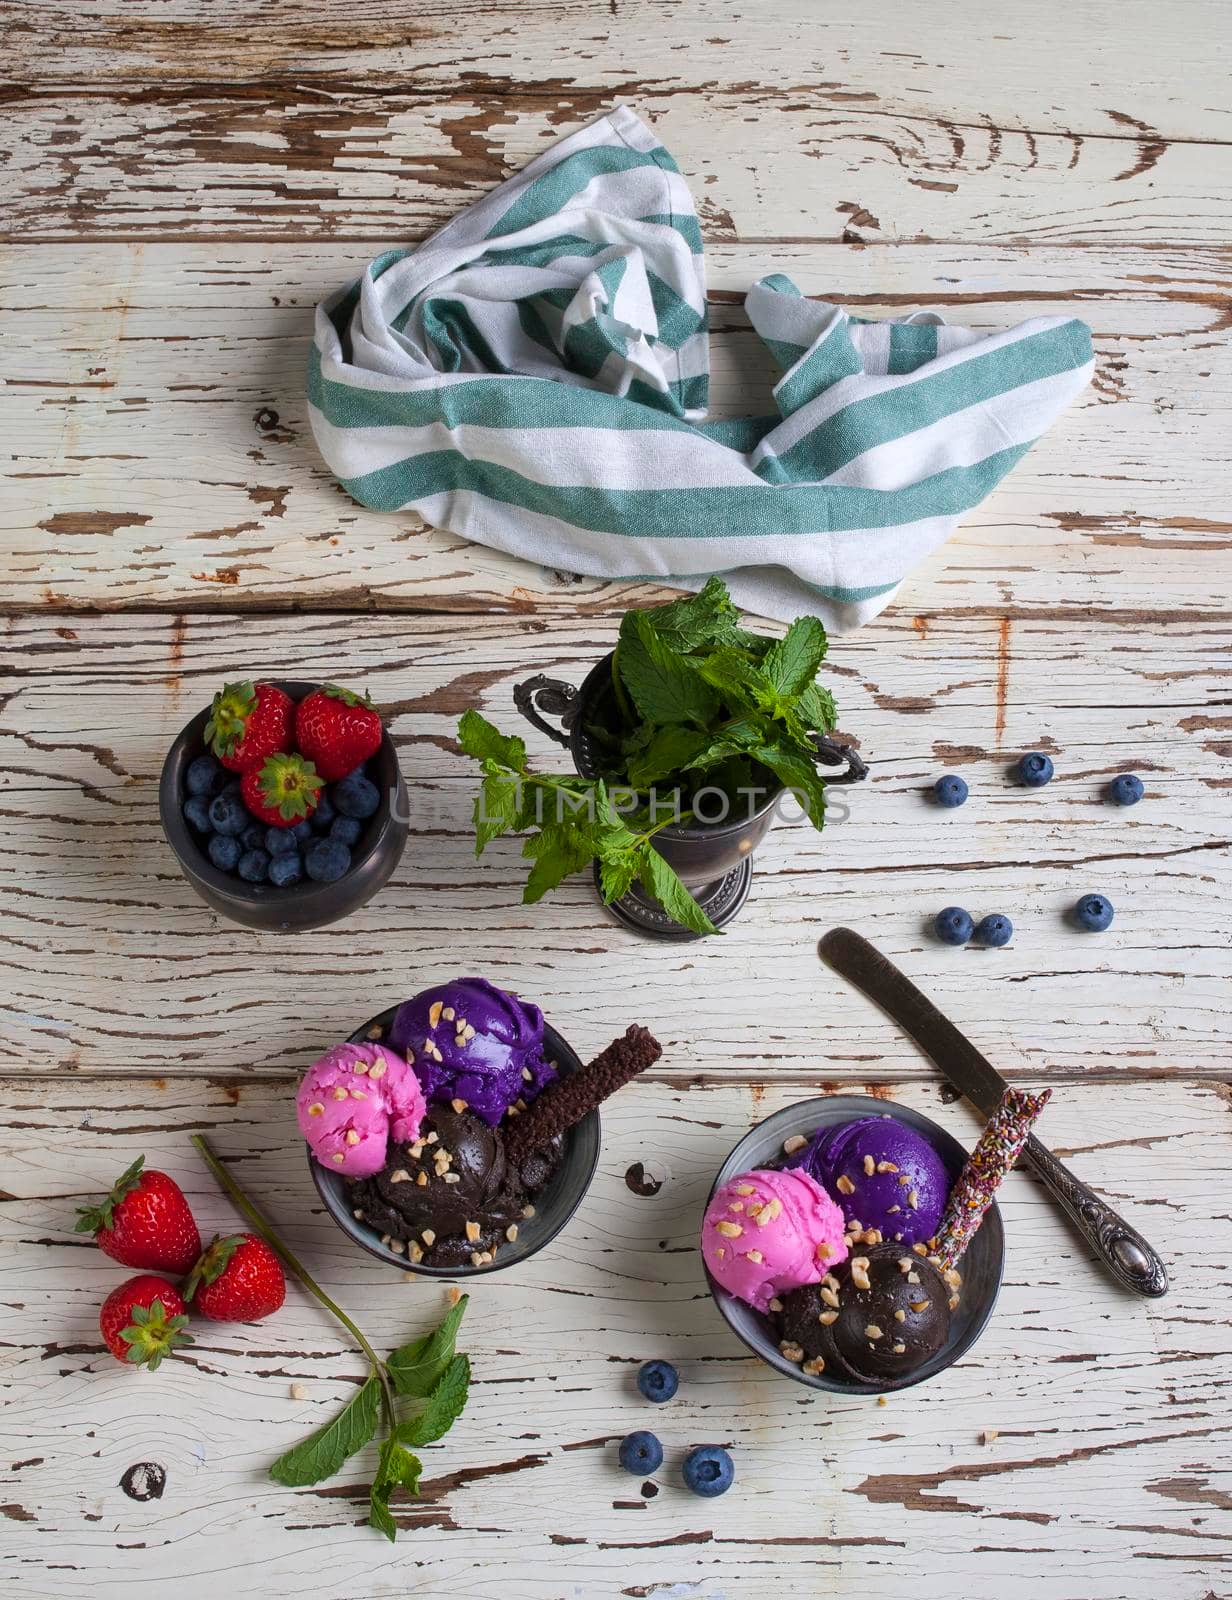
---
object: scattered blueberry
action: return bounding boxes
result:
[636,1360,678,1403]
[933,774,968,808]
[208,790,247,836]
[330,816,363,848]
[311,793,336,831]
[183,795,213,833]
[291,817,314,843]
[1074,893,1114,932]
[238,848,270,884]
[618,1431,664,1476]
[1017,751,1054,787]
[241,823,266,851]
[305,837,352,884]
[334,771,380,819]
[266,826,298,857]
[207,833,241,871]
[186,754,225,797]
[934,906,974,945]
[1108,773,1144,806]
[974,913,1013,947]
[268,852,304,888]
[682,1445,734,1498]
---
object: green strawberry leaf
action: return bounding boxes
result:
[638,845,720,936]
[387,1295,469,1398]
[75,1154,145,1233]
[268,1374,381,1487]
[397,1354,470,1447]
[457,710,526,771]
[761,616,829,700]
[617,612,720,727]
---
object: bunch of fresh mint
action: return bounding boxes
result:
[458,578,843,937]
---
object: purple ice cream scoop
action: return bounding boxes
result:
[387,977,556,1126]
[785,1115,949,1246]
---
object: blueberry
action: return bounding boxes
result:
[183,795,213,833]
[974,913,1013,947]
[305,837,352,884]
[1017,751,1054,787]
[207,833,241,871]
[208,790,247,836]
[291,818,314,843]
[311,793,336,831]
[933,906,974,945]
[618,1431,664,1476]
[330,816,363,847]
[186,754,225,797]
[1108,773,1144,806]
[933,774,968,808]
[682,1445,734,1498]
[266,826,298,857]
[241,822,266,851]
[238,848,270,884]
[334,771,381,820]
[268,852,304,888]
[636,1360,678,1403]
[1074,893,1114,932]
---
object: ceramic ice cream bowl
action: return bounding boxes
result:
[704,1094,1005,1395]
[310,1003,600,1278]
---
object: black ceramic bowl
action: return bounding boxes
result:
[158,679,408,932]
[310,1004,601,1278]
[704,1095,1005,1395]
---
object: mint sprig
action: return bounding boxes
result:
[458,577,849,935]
[191,1135,470,1542]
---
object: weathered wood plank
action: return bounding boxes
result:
[4,1,1230,245]
[4,242,1230,617]
[2,611,1228,1080]
[1,1074,1226,1598]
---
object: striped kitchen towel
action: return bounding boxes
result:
[309,105,1093,630]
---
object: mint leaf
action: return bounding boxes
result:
[369,1436,423,1542]
[269,1374,380,1487]
[457,710,526,771]
[473,773,520,854]
[388,1294,469,1398]
[398,1354,470,1447]
[597,850,640,902]
[625,723,713,788]
[762,616,828,700]
[521,824,598,902]
[635,576,743,653]
[752,742,828,829]
[617,612,719,726]
[797,681,837,734]
[638,846,720,936]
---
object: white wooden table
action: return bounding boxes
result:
[2,4,1230,1596]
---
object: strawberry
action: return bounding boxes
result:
[241,752,322,827]
[295,684,383,783]
[187,1233,286,1322]
[76,1156,202,1276]
[100,1274,193,1369]
[205,680,293,773]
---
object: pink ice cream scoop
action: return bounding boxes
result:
[296,1043,426,1178]
[702,1167,849,1313]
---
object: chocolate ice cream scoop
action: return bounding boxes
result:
[777,1242,956,1385]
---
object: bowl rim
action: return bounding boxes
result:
[704,1092,1006,1395]
[158,677,405,911]
[309,1005,602,1278]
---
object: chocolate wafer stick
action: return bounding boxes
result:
[504,1024,661,1165]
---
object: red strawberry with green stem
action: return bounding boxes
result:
[205,681,294,773]
[295,684,383,783]
[100,1275,193,1369]
[76,1156,202,1275]
[241,752,322,827]
[187,1233,286,1322]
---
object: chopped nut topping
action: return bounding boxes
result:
[850,1256,871,1290]
[894,1309,906,1323]
[389,1169,410,1184]
[912,1242,928,1255]
[863,1228,883,1247]
[389,1237,406,1256]
[522,1066,533,1082]
[899,1175,911,1188]
[470,1250,484,1267]
[949,1293,961,1311]
[779,1341,804,1364]
[877,1161,899,1174]
[768,1297,783,1313]
[416,1172,428,1186]
[351,1062,369,1076]
[465,1221,481,1243]
[421,1229,436,1247]
[865,1324,883,1340]
[943,1267,962,1288]
[892,1342,907,1354]
[728,1201,745,1214]
[897,1257,913,1273]
[714,1247,726,1259]
[331,1153,345,1164]
[442,1006,455,1022]
[863,1154,876,1177]
[887,1204,901,1214]
[822,1274,840,1291]
[426,1132,439,1144]
[755,1197,782,1227]
[289,1382,309,1401]
[425,1041,443,1063]
[368,1060,387,1080]
[836,1174,856,1195]
[715,1220,743,1238]
[820,1286,840,1309]
[816,1240,833,1261]
[746,1248,764,1265]
[463,1026,476,1042]
[981,1429,1000,1445]
[306,1102,325,1118]
[907,1189,919,1210]
[350,1088,367,1100]
[409,1143,424,1159]
[366,1025,383,1040]
[782,1134,808,1155]
[451,1098,468,1113]
[818,1310,839,1326]
[906,1270,921,1284]
[523,1204,536,1218]
[442,1172,461,1184]
[910,1299,931,1313]
[429,1001,443,1028]
[734,1184,756,1196]
[331,1086,349,1101]
[506,1225,519,1243]
[352,1208,364,1220]
[802,1357,826,1376]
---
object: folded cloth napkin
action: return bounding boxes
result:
[310,105,1093,630]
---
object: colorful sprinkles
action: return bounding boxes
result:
[934,1087,1051,1268]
